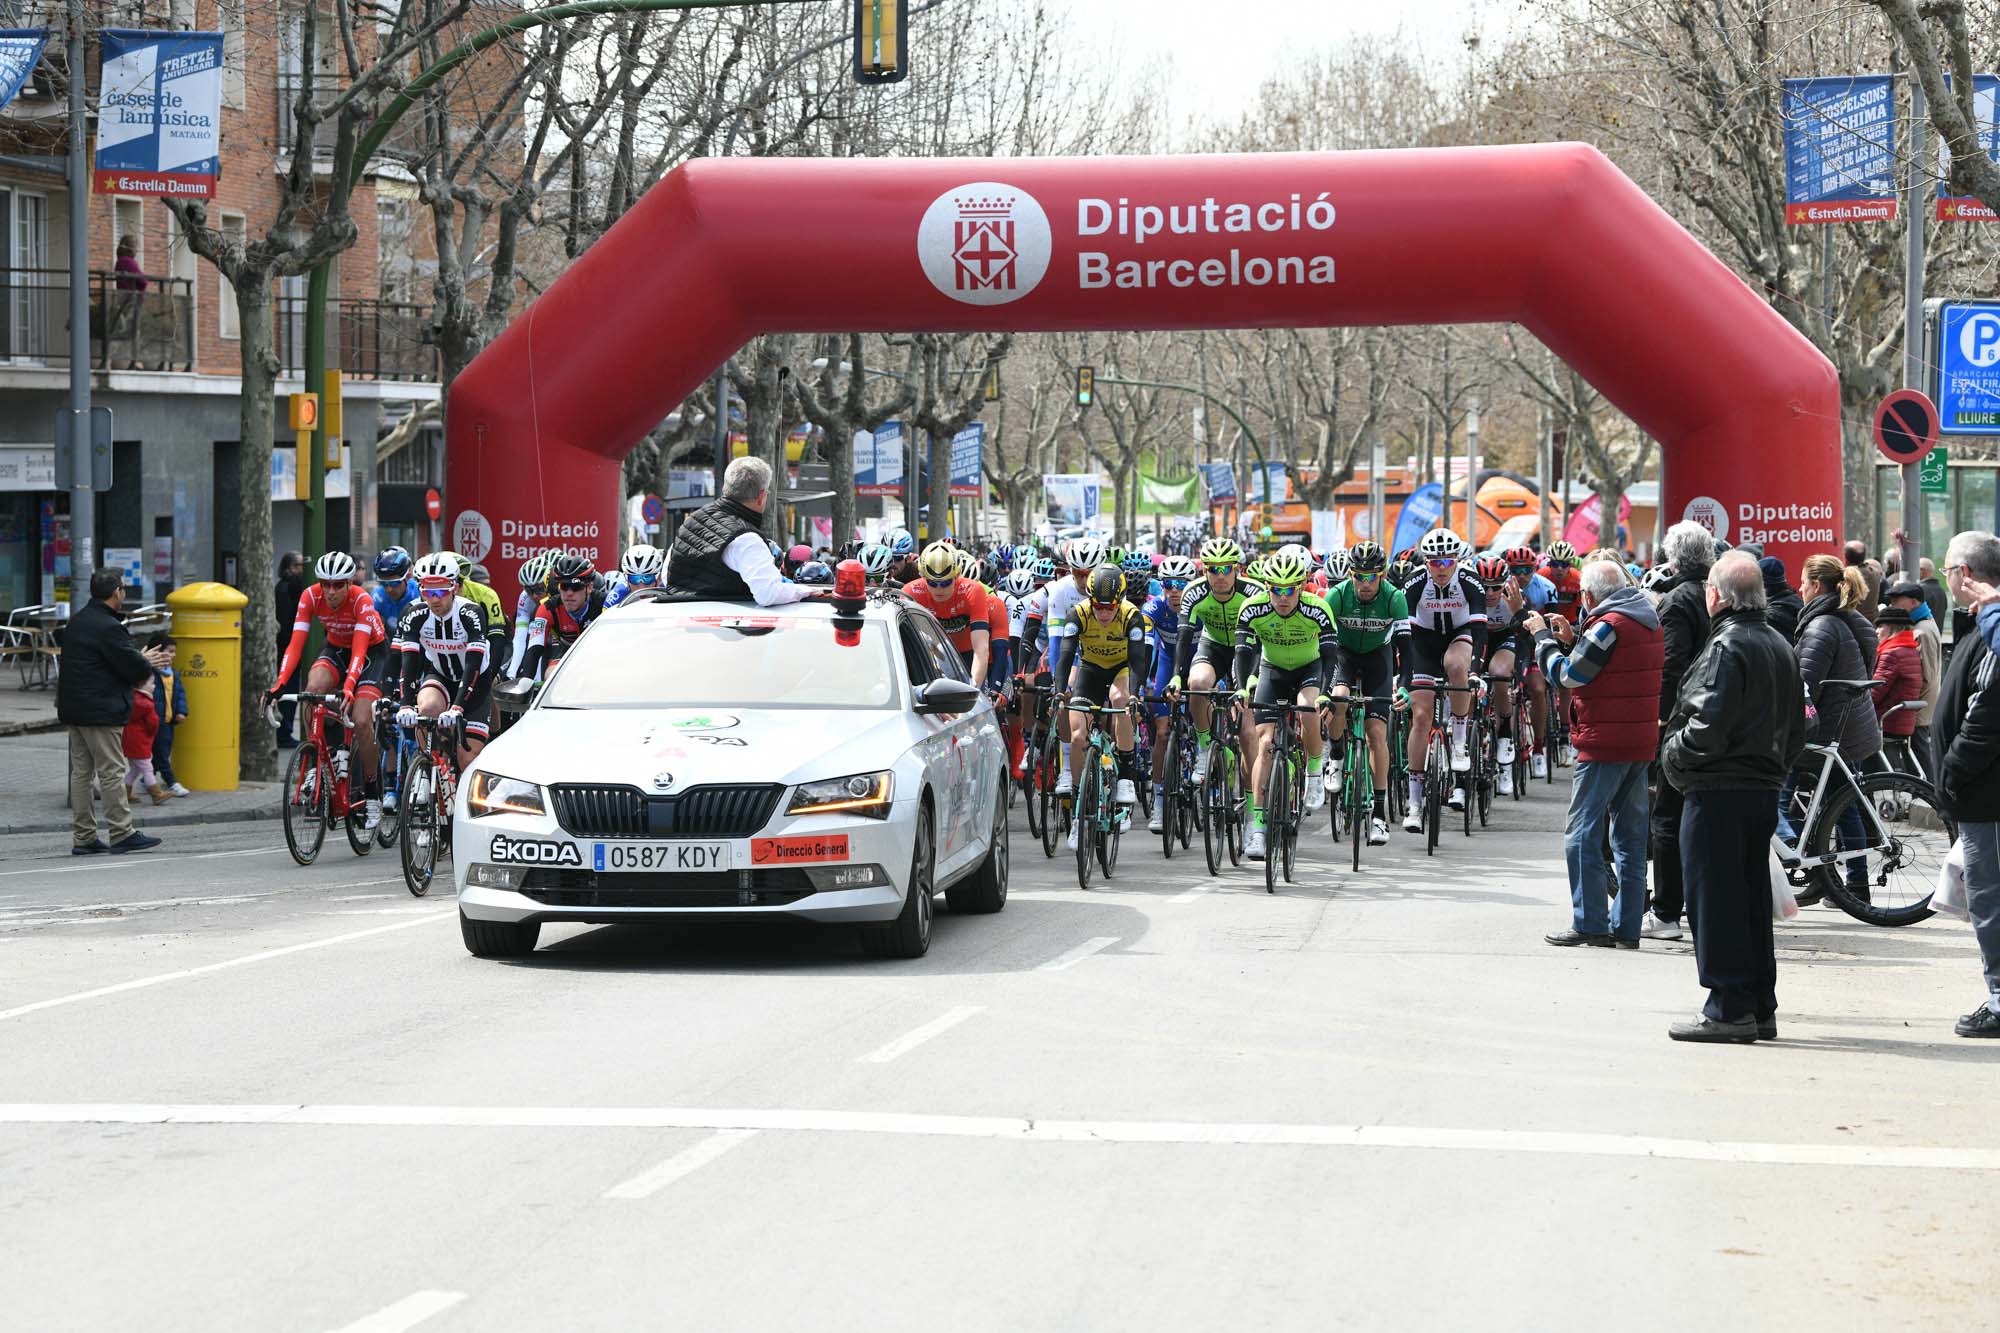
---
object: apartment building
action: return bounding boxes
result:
[0,1,465,610]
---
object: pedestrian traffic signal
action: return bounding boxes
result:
[1077,366,1094,407]
[853,0,907,85]
[288,391,319,431]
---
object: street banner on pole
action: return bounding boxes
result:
[1937,75,2000,221]
[1780,76,1898,224]
[0,29,49,111]
[1936,302,2000,434]
[1198,462,1236,502]
[948,421,984,497]
[854,422,903,497]
[1390,483,1444,556]
[1043,473,1101,528]
[1136,468,1199,514]
[92,30,224,198]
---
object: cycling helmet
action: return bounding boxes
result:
[1262,549,1311,587]
[551,552,595,585]
[1120,550,1152,576]
[858,543,894,576]
[1066,535,1108,570]
[1243,555,1271,585]
[1417,528,1466,563]
[1032,556,1058,580]
[795,561,832,585]
[992,544,1014,569]
[518,550,553,592]
[1347,541,1387,573]
[1502,545,1537,569]
[314,551,357,582]
[1200,537,1244,567]
[1085,565,1124,604]
[955,548,982,580]
[621,544,664,579]
[1641,563,1677,593]
[1324,548,1350,580]
[449,553,474,579]
[1157,555,1199,582]
[372,546,412,580]
[1001,568,1037,597]
[916,542,960,580]
[1545,539,1578,565]
[787,544,813,567]
[1474,555,1510,586]
[887,529,917,557]
[411,551,460,587]
[1387,557,1412,586]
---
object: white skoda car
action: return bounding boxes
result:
[453,588,1010,959]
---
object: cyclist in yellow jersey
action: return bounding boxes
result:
[451,554,511,676]
[1051,566,1151,835]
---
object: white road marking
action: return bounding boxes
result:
[857,1005,984,1064]
[6,1103,1997,1173]
[0,891,280,918]
[325,1289,467,1333]
[330,893,399,901]
[0,915,449,1023]
[1039,936,1119,971]
[334,907,441,916]
[0,845,279,879]
[603,1129,758,1199]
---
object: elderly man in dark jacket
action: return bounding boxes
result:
[1661,552,1807,1042]
[58,568,168,854]
[1645,521,1715,941]
[1939,533,2000,1037]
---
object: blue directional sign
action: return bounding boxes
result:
[1937,302,2000,436]
[1780,76,1899,224]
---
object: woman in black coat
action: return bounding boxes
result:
[1791,554,1883,897]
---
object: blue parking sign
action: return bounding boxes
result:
[1937,303,2000,436]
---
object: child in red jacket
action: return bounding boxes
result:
[122,684,172,805]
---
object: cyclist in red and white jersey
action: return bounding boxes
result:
[265,550,389,828]
[902,541,992,683]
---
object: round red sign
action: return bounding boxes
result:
[424,487,442,521]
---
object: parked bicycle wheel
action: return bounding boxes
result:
[282,742,329,867]
[1810,770,1951,927]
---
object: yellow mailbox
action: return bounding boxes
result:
[165,582,250,791]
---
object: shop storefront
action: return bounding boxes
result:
[0,444,61,610]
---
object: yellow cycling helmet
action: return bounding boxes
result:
[916,542,959,580]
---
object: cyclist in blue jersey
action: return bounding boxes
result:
[370,546,418,628]
[604,544,664,608]
[1143,554,1196,830]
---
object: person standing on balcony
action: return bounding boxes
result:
[112,236,147,369]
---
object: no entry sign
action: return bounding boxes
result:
[1873,389,1939,466]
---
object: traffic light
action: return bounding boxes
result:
[853,0,908,85]
[1077,365,1094,407]
[983,360,1003,402]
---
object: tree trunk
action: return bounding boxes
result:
[235,278,281,783]
[1004,482,1030,539]
[927,428,953,542]
[1840,382,1879,546]
[826,421,856,547]
[1593,479,1626,554]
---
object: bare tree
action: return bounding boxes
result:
[1867,0,2000,216]
[796,334,917,545]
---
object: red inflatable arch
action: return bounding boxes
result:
[445,143,1841,588]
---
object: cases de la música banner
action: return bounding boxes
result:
[92,30,223,199]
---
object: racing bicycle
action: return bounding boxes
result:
[398,711,466,897]
[1248,700,1317,893]
[1150,694,1199,858]
[274,692,374,866]
[1184,687,1246,876]
[1327,689,1397,872]
[1065,700,1133,889]
[1417,682,1477,856]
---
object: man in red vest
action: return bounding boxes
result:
[1523,561,1665,949]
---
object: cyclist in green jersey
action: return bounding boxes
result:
[1169,536,1261,780]
[1323,541,1410,845]
[1232,549,1340,861]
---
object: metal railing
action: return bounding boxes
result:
[274,295,438,382]
[0,268,194,371]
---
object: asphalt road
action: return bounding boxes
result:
[1,776,1994,1331]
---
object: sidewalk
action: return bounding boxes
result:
[0,731,278,836]
[0,686,59,737]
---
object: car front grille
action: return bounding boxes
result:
[518,866,814,908]
[548,784,783,839]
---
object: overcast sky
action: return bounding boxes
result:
[1069,0,1536,128]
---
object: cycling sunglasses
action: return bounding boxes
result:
[318,578,351,591]
[1089,599,1122,612]
[1267,582,1304,596]
[418,582,455,598]
[923,576,957,589]
[1204,564,1237,576]
[1352,570,1383,580]
[1425,557,1458,568]
[1508,564,1535,577]
[558,577,591,591]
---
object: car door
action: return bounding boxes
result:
[897,614,964,867]
[908,611,979,869]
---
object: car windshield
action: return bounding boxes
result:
[538,613,897,710]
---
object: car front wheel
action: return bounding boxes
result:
[865,807,935,959]
[460,910,540,958]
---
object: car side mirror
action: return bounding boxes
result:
[913,677,980,716]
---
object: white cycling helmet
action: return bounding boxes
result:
[1323,548,1350,580]
[314,551,357,581]
[1417,528,1467,563]
[1001,568,1037,597]
[1157,554,1199,582]
[411,551,460,585]
[1276,542,1313,568]
[1066,534,1107,570]
[621,544,664,578]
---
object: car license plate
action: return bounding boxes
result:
[592,842,733,872]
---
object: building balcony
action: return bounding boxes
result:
[274,294,439,383]
[0,268,194,371]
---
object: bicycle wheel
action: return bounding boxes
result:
[1781,782,1824,906]
[281,742,329,866]
[400,753,440,896]
[1100,799,1121,877]
[344,767,375,856]
[1074,767,1098,889]
[1349,759,1365,873]
[1159,757,1178,859]
[1225,746,1245,867]
[1264,739,1286,894]
[1811,770,1949,927]
[1038,732,1063,859]
[1424,752,1443,856]
[1201,749,1226,875]
[1023,731,1045,844]
[1281,756,1301,886]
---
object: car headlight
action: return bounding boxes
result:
[786,771,893,819]
[467,771,546,818]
